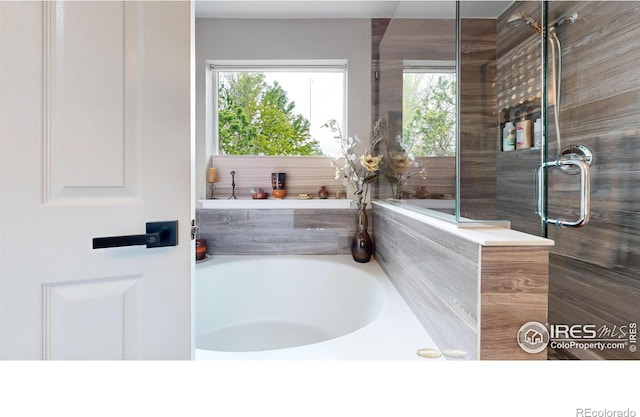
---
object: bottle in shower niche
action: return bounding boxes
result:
[516,118,533,149]
[502,121,516,151]
[533,118,542,148]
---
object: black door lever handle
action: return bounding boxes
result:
[93,221,178,249]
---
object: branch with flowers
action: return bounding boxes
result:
[322,119,384,207]
[378,121,428,200]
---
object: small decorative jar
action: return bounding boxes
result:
[251,187,268,199]
[271,172,286,189]
[271,172,286,199]
[318,186,329,199]
[195,239,207,261]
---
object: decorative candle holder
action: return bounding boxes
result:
[228,170,237,199]
[208,167,218,199]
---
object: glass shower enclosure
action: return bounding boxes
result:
[376,0,638,360]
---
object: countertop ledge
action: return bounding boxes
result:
[374,201,554,247]
[198,198,354,209]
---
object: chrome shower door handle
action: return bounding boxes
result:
[541,158,591,228]
[536,165,544,217]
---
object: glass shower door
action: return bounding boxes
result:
[469,0,548,235]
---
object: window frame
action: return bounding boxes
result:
[205,59,348,157]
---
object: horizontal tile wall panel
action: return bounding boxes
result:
[374,204,550,360]
[196,208,364,255]
[205,156,342,201]
[373,204,479,359]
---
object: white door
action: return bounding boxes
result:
[0,1,193,359]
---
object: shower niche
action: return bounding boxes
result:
[497,14,542,153]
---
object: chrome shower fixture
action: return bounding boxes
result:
[507,13,543,34]
[550,12,579,32]
[507,10,579,159]
[507,11,578,35]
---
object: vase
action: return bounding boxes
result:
[351,203,373,263]
[271,172,286,199]
[271,172,286,189]
[318,185,329,199]
[195,239,207,261]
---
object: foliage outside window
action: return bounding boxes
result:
[211,63,346,157]
[402,62,456,157]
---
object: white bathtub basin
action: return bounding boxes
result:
[195,255,443,360]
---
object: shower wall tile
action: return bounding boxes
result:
[196,208,363,255]
[498,1,640,359]
[549,254,640,360]
[459,19,498,220]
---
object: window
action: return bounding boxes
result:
[402,60,456,157]
[207,61,347,157]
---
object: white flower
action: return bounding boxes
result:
[322,119,386,203]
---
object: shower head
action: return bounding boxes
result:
[507,13,543,34]
[550,12,579,32]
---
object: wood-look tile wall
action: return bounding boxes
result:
[196,208,365,255]
[459,19,498,220]
[373,204,479,359]
[497,1,640,359]
[480,246,549,360]
[373,203,549,360]
[206,155,456,202]
[205,156,344,201]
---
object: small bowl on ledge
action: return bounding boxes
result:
[250,187,269,199]
[251,192,269,199]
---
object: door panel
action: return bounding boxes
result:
[0,1,192,359]
[44,1,141,202]
[43,275,140,360]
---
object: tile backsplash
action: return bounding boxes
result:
[196,208,366,255]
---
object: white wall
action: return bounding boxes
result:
[195,18,372,199]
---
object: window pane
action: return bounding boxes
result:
[402,72,456,157]
[216,70,345,156]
